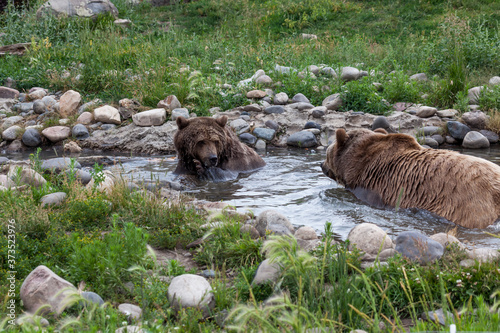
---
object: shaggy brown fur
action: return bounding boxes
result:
[173,116,265,179]
[321,128,500,229]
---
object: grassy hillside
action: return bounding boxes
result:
[0,0,499,114]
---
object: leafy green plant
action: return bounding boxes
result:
[479,84,500,112]
[382,71,423,104]
[340,79,391,115]
[89,163,106,189]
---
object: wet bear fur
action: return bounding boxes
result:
[321,128,500,229]
[173,116,265,179]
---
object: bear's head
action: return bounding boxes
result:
[321,128,392,186]
[174,116,230,169]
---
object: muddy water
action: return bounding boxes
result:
[4,146,500,247]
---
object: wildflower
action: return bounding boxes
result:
[105,315,110,319]
[456,279,463,287]
[415,278,420,284]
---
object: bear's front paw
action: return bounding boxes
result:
[193,159,205,175]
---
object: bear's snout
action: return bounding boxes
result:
[208,155,218,167]
[321,162,336,181]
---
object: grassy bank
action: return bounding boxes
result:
[1,0,500,115]
[0,153,499,331]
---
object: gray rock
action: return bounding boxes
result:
[132,108,166,127]
[447,121,471,140]
[292,93,310,103]
[252,259,281,285]
[297,238,321,252]
[167,274,215,318]
[101,124,116,131]
[78,99,101,114]
[40,192,67,206]
[255,139,266,150]
[321,66,337,77]
[2,125,22,141]
[0,157,9,165]
[273,92,289,105]
[422,308,453,326]
[461,111,487,129]
[171,108,190,121]
[42,126,71,142]
[287,131,318,148]
[430,134,444,145]
[255,210,294,237]
[445,135,458,144]
[8,166,46,187]
[0,86,19,99]
[292,102,315,111]
[429,233,465,250]
[310,106,326,118]
[65,169,92,185]
[20,265,77,316]
[94,105,121,124]
[2,116,23,130]
[304,121,321,130]
[341,67,360,82]
[239,133,257,145]
[118,303,142,320]
[479,130,499,143]
[41,157,81,173]
[466,248,500,262]
[19,102,34,113]
[255,75,272,85]
[416,106,437,118]
[348,223,393,255]
[424,137,439,148]
[21,128,42,147]
[41,96,57,108]
[409,73,428,81]
[489,76,500,86]
[371,116,393,132]
[230,118,250,135]
[436,109,457,118]
[157,95,181,111]
[264,105,285,114]
[274,64,293,75]
[242,104,262,112]
[201,269,216,279]
[420,126,441,136]
[72,124,90,140]
[322,93,341,109]
[119,99,140,119]
[462,131,489,149]
[253,127,275,141]
[265,120,279,130]
[294,226,318,240]
[467,86,483,104]
[81,291,104,306]
[33,100,47,114]
[240,224,260,239]
[267,223,293,236]
[395,231,444,264]
[37,0,118,19]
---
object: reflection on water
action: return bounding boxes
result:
[3,145,500,247]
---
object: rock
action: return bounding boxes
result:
[41,96,57,109]
[167,274,215,318]
[302,33,317,39]
[424,137,439,148]
[20,265,77,315]
[81,291,104,306]
[436,109,457,118]
[479,130,499,143]
[292,93,310,103]
[294,226,317,240]
[29,89,47,100]
[347,223,393,255]
[201,269,216,279]
[132,109,166,127]
[240,224,260,239]
[246,90,267,99]
[19,102,34,113]
[311,106,326,118]
[8,166,47,187]
[41,157,81,173]
[102,124,116,130]
[275,64,293,75]
[341,67,360,81]
[255,210,294,237]
[466,248,500,263]
[119,98,140,119]
[265,120,279,130]
[114,18,131,28]
[242,104,262,112]
[264,105,285,114]
[462,131,489,149]
[431,134,445,145]
[94,105,121,124]
[171,108,190,121]
[253,127,275,141]
[296,238,321,252]
[378,248,397,261]
[2,125,22,141]
[118,303,142,320]
[252,259,281,285]
[77,112,94,125]
[459,259,476,267]
[293,102,314,111]
[255,75,272,85]
[467,86,483,104]
[2,116,23,129]
[371,116,395,133]
[0,175,15,188]
[86,170,114,193]
[65,169,92,185]
[489,76,500,86]
[395,231,444,264]
[64,141,82,153]
[78,99,101,114]
[230,118,250,135]
[72,124,90,140]
[421,126,441,136]
[41,126,71,142]
[304,121,321,130]
[255,139,266,150]
[15,315,50,327]
[37,0,118,19]
[321,66,337,77]
[40,192,67,206]
[6,140,24,152]
[409,73,428,81]
[33,100,47,114]
[422,308,453,326]
[239,133,257,145]
[157,95,181,111]
[287,131,318,148]
[447,121,471,140]
[0,157,9,165]
[416,106,437,118]
[274,92,288,105]
[429,233,465,250]
[58,90,81,118]
[461,111,487,129]
[267,223,293,236]
[0,86,19,99]
[322,93,342,111]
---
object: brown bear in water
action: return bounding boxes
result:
[321,128,500,229]
[173,116,265,180]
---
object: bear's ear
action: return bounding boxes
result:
[176,116,189,130]
[216,115,228,128]
[373,128,388,135]
[336,128,349,148]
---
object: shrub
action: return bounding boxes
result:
[339,79,391,115]
[382,71,423,104]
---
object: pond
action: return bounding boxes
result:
[4,145,500,247]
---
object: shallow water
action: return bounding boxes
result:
[4,145,500,247]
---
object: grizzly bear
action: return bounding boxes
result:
[321,128,500,229]
[173,116,266,180]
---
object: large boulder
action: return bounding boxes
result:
[167,274,215,318]
[255,210,294,237]
[8,166,47,187]
[20,265,77,315]
[252,259,281,285]
[37,0,118,19]
[58,90,81,118]
[395,231,444,265]
[94,105,121,125]
[42,126,71,143]
[132,109,166,127]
